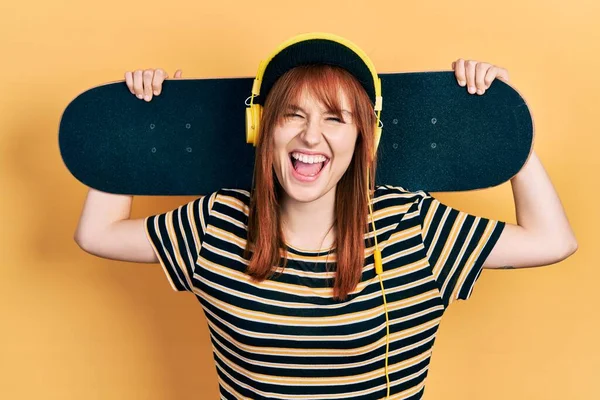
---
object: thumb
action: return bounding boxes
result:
[174,69,183,79]
[496,67,510,83]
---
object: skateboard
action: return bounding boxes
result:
[59,71,533,195]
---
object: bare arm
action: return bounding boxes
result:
[74,188,157,263]
[483,151,578,269]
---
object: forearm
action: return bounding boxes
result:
[510,150,577,250]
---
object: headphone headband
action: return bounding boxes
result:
[252,32,381,109]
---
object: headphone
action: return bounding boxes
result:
[245,33,391,399]
[245,33,383,152]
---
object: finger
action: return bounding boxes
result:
[124,71,135,95]
[483,66,499,89]
[143,69,154,101]
[475,63,491,95]
[454,59,466,87]
[152,68,167,96]
[174,69,183,79]
[133,70,144,99]
[465,60,477,94]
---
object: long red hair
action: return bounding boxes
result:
[243,64,378,301]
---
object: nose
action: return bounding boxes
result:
[299,118,323,146]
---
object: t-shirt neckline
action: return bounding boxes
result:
[284,242,336,256]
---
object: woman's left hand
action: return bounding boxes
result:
[451,59,510,95]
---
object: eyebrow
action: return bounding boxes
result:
[287,104,353,116]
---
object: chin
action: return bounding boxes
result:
[282,183,331,203]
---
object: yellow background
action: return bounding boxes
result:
[1,0,598,398]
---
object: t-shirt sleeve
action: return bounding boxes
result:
[144,192,215,292]
[417,191,505,307]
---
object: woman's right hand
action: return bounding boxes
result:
[124,68,183,102]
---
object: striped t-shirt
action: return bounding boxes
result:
[145,185,505,400]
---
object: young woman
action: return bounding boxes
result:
[74,36,577,400]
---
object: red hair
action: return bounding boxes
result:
[243,64,378,301]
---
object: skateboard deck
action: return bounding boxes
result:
[59,71,533,195]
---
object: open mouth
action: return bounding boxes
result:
[289,152,331,180]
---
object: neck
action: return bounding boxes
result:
[280,186,336,250]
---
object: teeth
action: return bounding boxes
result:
[291,152,327,164]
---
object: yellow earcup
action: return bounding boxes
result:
[245,103,262,146]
